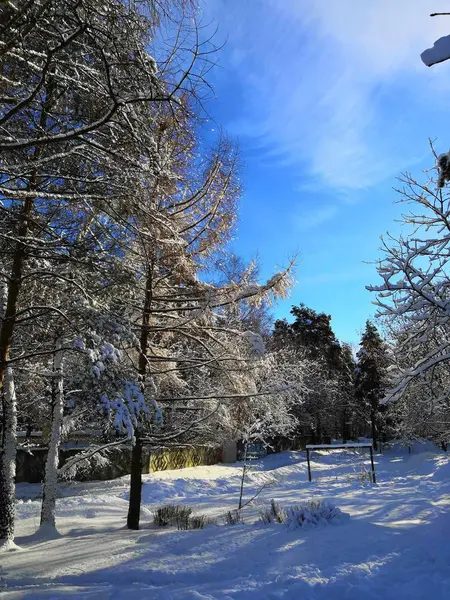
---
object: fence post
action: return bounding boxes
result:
[306,448,312,482]
[369,446,376,483]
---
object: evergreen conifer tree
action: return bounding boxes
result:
[355,321,389,450]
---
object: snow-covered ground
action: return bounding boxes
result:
[4,443,450,599]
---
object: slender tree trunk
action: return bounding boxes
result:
[0,196,32,380]
[370,401,378,452]
[127,434,143,530]
[0,197,32,548]
[127,267,153,530]
[0,78,53,545]
[238,441,248,509]
[342,408,348,444]
[0,368,17,549]
[40,339,64,531]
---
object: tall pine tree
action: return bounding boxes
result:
[355,321,389,451]
[273,304,341,366]
[272,304,356,442]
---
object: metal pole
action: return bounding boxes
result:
[369,446,376,483]
[238,442,248,509]
[306,448,312,482]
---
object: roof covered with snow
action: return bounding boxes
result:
[421,35,450,67]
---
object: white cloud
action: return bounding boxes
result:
[295,204,339,231]
[204,0,450,190]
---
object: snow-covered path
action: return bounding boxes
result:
[3,445,450,599]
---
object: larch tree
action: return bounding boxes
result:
[208,251,274,337]
[0,0,206,547]
[118,132,296,527]
[0,0,299,544]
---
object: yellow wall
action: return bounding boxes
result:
[148,446,222,473]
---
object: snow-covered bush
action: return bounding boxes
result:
[175,507,193,530]
[153,504,191,527]
[225,509,244,526]
[260,499,285,524]
[260,499,348,528]
[187,515,206,530]
[152,505,208,530]
[347,462,373,485]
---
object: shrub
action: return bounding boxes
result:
[153,504,208,530]
[347,463,373,485]
[225,509,243,525]
[260,499,348,529]
[174,506,193,530]
[260,499,285,524]
[188,515,206,530]
[153,504,180,527]
[153,504,192,528]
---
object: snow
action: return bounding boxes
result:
[306,443,373,449]
[4,445,450,599]
[421,35,450,66]
[260,500,349,529]
[242,330,265,356]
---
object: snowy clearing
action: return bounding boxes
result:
[4,444,450,599]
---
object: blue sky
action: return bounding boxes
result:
[200,0,450,343]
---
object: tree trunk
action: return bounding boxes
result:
[0,79,52,546]
[0,194,33,381]
[0,195,33,546]
[238,441,248,509]
[370,403,378,452]
[40,339,64,530]
[0,368,17,549]
[342,408,348,444]
[127,267,153,530]
[316,415,322,443]
[127,434,143,530]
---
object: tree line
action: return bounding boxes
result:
[272,306,390,451]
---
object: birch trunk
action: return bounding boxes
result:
[40,339,64,530]
[0,368,17,549]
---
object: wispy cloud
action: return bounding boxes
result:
[204,0,450,191]
[295,204,339,231]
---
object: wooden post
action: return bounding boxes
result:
[369,446,376,484]
[306,448,312,482]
